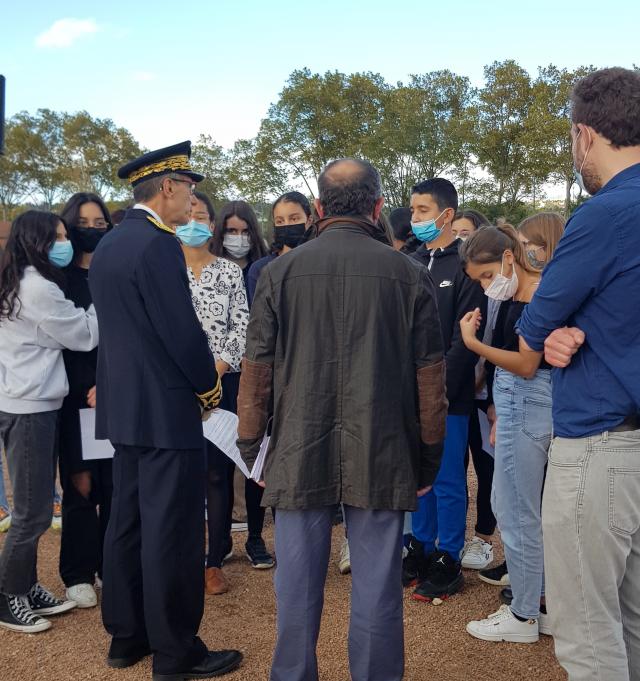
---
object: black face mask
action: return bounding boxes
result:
[74,227,108,253]
[273,223,306,251]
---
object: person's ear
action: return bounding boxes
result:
[444,207,455,225]
[504,249,515,268]
[372,197,385,222]
[314,199,325,219]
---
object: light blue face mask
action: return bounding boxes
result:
[48,240,74,268]
[411,210,446,244]
[176,220,212,247]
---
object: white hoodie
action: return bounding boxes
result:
[0,267,99,414]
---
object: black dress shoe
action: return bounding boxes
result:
[107,641,152,669]
[152,650,243,680]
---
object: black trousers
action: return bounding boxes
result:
[101,445,208,674]
[58,404,113,587]
[466,403,497,537]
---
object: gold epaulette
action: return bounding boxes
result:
[146,215,176,235]
[197,376,223,410]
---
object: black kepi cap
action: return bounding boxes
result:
[118,140,204,187]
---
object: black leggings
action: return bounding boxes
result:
[226,469,266,540]
[465,403,497,537]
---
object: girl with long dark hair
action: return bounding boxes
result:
[57,193,113,609]
[0,210,99,634]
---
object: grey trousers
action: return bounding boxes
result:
[271,505,405,681]
[0,410,58,596]
[542,430,640,681]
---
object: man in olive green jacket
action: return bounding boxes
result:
[237,158,447,681]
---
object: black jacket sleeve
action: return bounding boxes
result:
[444,270,485,407]
[137,233,218,395]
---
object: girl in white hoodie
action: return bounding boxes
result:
[0,210,99,634]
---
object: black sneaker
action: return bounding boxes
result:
[500,587,513,605]
[478,560,510,586]
[245,537,275,569]
[412,550,464,602]
[0,593,51,633]
[28,583,76,616]
[402,536,428,588]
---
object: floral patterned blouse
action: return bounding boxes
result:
[187,258,249,373]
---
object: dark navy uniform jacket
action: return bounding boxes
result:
[89,208,218,450]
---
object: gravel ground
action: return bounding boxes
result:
[0,471,567,681]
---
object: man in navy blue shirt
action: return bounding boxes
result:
[518,68,640,681]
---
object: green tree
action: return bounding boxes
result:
[190,134,231,203]
[0,120,31,220]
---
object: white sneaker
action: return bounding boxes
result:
[338,538,351,575]
[538,611,552,636]
[461,536,493,570]
[66,583,98,609]
[466,605,539,643]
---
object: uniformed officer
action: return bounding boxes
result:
[89,142,243,680]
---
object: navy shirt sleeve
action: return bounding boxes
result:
[517,202,618,350]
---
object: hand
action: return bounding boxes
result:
[460,308,482,347]
[489,418,497,448]
[486,404,496,426]
[417,486,432,497]
[215,360,230,379]
[544,327,585,368]
[87,385,97,408]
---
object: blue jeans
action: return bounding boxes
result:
[492,367,552,619]
[412,414,469,559]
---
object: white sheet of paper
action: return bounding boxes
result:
[80,408,114,460]
[202,409,250,477]
[202,410,270,480]
[478,408,495,458]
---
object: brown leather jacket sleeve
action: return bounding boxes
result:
[413,266,448,487]
[237,269,278,470]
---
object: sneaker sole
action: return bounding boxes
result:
[72,599,98,609]
[478,574,510,587]
[0,618,52,633]
[34,600,77,616]
[462,558,493,570]
[246,556,274,569]
[402,578,419,589]
[465,623,538,643]
[412,574,464,602]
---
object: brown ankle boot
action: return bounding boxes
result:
[205,567,229,595]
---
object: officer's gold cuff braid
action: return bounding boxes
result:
[197,377,222,410]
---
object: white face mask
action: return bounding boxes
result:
[484,254,519,301]
[223,234,251,259]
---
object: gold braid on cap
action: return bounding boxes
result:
[128,154,191,184]
[197,376,223,411]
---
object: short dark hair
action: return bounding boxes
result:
[209,200,268,264]
[194,191,216,223]
[388,207,412,241]
[317,158,382,218]
[411,178,459,212]
[272,191,312,219]
[571,67,640,148]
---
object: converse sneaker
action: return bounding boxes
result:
[412,550,464,602]
[28,583,76,616]
[0,594,52,633]
[461,537,493,570]
[478,561,510,586]
[402,536,427,588]
[0,507,11,533]
[66,583,98,609]
[338,537,351,575]
[466,604,539,643]
[245,537,275,569]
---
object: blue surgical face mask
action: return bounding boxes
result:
[175,220,212,247]
[411,210,446,244]
[49,240,74,268]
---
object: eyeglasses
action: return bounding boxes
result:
[169,177,196,195]
[78,220,109,229]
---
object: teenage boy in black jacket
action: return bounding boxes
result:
[404,178,484,601]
